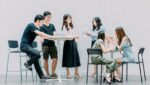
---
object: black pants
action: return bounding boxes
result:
[20,45,44,79]
[91,40,96,48]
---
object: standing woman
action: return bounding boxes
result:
[62,14,81,79]
[85,17,106,76]
[85,17,105,47]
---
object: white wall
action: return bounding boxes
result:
[0,0,150,76]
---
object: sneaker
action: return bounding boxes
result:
[46,74,51,79]
[51,73,58,79]
[24,62,32,71]
[40,76,47,82]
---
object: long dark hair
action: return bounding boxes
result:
[98,31,105,41]
[93,17,102,31]
[115,27,132,46]
[62,14,73,31]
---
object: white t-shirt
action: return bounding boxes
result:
[62,27,76,35]
[90,26,106,41]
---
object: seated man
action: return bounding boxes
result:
[20,14,55,79]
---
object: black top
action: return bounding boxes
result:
[40,24,56,46]
[20,23,38,47]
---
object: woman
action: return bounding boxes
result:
[85,17,106,76]
[115,27,135,64]
[85,17,105,47]
[113,27,135,81]
[85,17,113,76]
[62,14,81,79]
[91,31,119,84]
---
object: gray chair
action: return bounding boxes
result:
[86,48,103,85]
[5,40,34,83]
[121,48,146,82]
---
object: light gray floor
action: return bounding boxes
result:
[0,75,149,85]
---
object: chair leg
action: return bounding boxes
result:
[126,63,128,81]
[25,71,27,81]
[96,65,98,82]
[139,63,143,83]
[5,52,10,83]
[31,70,34,82]
[100,65,102,85]
[25,57,27,81]
[121,64,124,81]
[19,53,22,82]
[34,58,38,82]
[86,64,89,83]
[142,62,146,81]
[36,73,38,81]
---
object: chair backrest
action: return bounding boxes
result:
[8,40,19,48]
[138,48,145,56]
[87,48,103,56]
[32,42,37,48]
[87,48,103,63]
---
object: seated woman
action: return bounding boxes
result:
[91,31,119,84]
[112,27,135,81]
[115,27,135,63]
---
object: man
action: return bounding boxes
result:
[20,14,55,79]
[40,11,58,79]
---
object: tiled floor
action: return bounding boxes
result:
[0,75,149,85]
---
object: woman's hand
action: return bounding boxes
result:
[74,35,80,39]
[84,31,91,36]
[108,47,115,52]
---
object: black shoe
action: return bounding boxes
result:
[46,74,51,79]
[51,74,58,79]
[24,63,32,71]
[105,77,111,84]
[103,77,106,82]
[40,76,48,82]
[41,76,48,79]
[113,77,122,82]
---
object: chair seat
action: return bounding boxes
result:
[10,51,23,53]
[10,51,29,58]
[123,60,142,64]
[89,62,106,65]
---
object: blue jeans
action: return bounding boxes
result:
[20,45,44,79]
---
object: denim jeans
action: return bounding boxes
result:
[20,45,44,79]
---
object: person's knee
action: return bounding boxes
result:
[44,59,48,63]
[116,60,122,64]
[52,58,58,62]
[35,53,41,59]
[53,58,58,60]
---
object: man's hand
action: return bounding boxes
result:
[40,37,44,44]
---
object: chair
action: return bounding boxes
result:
[32,42,37,48]
[5,40,34,83]
[86,48,103,85]
[121,48,146,82]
